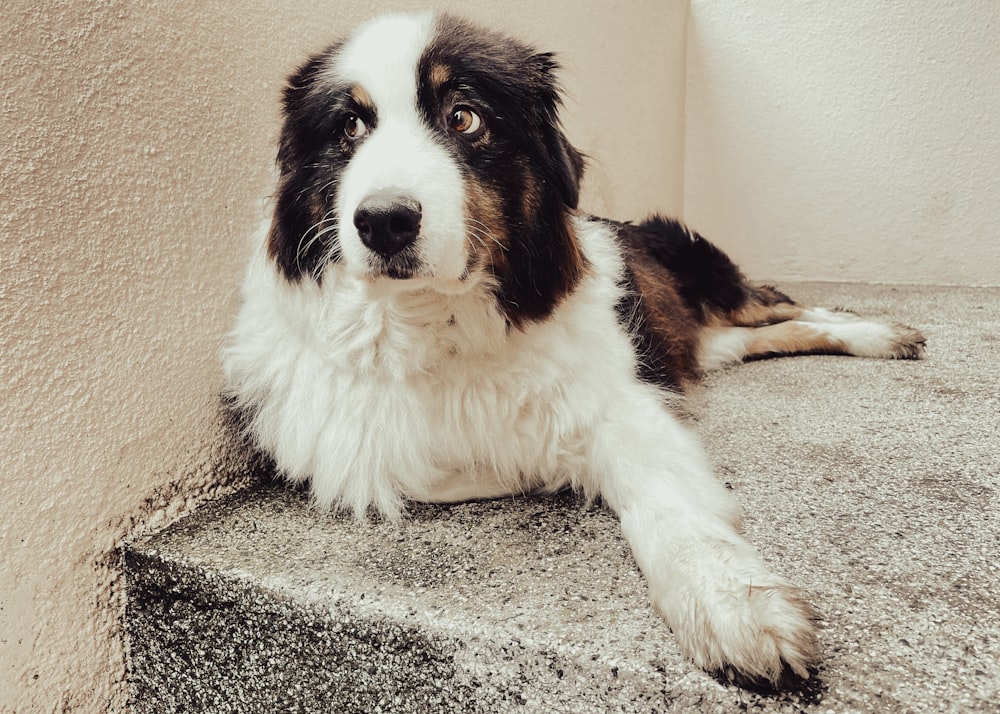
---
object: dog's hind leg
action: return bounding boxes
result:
[698,287,926,370]
[619,218,925,377]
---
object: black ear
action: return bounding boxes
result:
[267,171,339,283]
[552,133,586,209]
[276,52,336,171]
[529,52,586,209]
[267,51,343,282]
[491,52,588,328]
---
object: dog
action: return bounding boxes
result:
[223,12,925,688]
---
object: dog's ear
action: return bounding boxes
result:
[267,52,341,282]
[267,172,336,283]
[492,51,588,328]
[552,133,586,209]
[275,52,335,173]
[530,52,586,209]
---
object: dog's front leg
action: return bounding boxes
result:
[591,391,819,688]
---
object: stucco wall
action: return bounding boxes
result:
[684,0,1000,286]
[0,1,685,711]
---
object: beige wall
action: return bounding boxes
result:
[684,0,1000,286]
[0,1,685,711]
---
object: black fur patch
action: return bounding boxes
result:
[613,215,768,388]
[268,45,371,282]
[628,215,751,318]
[418,15,587,326]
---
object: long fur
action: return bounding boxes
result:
[224,12,925,688]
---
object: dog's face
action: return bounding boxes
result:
[268,13,587,325]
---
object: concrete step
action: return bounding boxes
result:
[123,283,1000,713]
[124,485,716,713]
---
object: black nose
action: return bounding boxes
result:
[353,191,422,257]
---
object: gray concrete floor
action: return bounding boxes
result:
[126,282,999,713]
[694,282,999,712]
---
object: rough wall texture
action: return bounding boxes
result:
[0,1,685,711]
[684,0,1000,286]
[1,1,274,710]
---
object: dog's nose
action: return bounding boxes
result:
[353,191,422,257]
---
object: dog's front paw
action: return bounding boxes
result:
[677,581,819,688]
[653,546,819,688]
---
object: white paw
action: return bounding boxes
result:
[653,543,819,687]
[834,320,926,360]
[881,322,927,359]
[802,309,926,360]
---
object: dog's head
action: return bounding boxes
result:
[267,13,586,325]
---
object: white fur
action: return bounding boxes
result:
[223,13,818,685]
[226,216,641,514]
[224,215,816,683]
[699,309,921,369]
[330,13,471,286]
[699,326,759,371]
[330,13,434,117]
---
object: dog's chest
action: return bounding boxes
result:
[315,287,602,475]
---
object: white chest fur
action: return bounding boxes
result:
[224,218,638,518]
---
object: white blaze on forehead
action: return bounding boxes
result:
[330,12,436,116]
[326,12,470,285]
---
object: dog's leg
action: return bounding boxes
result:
[699,311,925,370]
[590,387,819,687]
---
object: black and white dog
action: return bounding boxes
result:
[224,13,925,687]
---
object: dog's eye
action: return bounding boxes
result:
[343,113,368,141]
[448,107,483,137]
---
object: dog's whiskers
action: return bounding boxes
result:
[296,210,339,271]
[466,219,506,252]
[465,222,504,279]
[316,178,341,196]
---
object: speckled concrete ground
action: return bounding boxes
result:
[124,283,999,713]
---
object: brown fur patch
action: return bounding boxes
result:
[463,177,509,279]
[266,221,282,263]
[709,284,803,327]
[743,321,848,359]
[428,62,451,90]
[721,301,804,327]
[518,158,542,221]
[350,84,375,112]
[624,248,703,388]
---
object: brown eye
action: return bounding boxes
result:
[344,113,368,141]
[449,107,483,136]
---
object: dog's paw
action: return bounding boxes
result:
[683,582,818,688]
[822,319,926,361]
[653,553,819,688]
[801,308,926,360]
[883,323,926,359]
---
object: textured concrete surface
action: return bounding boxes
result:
[124,283,999,713]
